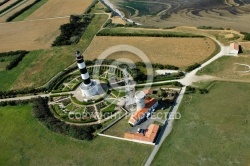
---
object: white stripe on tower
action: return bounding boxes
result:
[77,63,86,69]
[81,73,90,80]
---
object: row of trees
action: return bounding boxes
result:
[197,26,224,30]
[52,14,94,46]
[0,50,27,57]
[0,99,30,106]
[0,0,10,6]
[6,0,42,22]
[0,87,45,99]
[6,51,28,70]
[33,97,101,140]
[97,31,204,38]
[0,0,24,14]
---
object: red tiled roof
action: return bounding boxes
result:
[124,124,160,143]
[230,43,239,51]
[129,98,157,124]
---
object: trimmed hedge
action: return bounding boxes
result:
[6,0,42,22]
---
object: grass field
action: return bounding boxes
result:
[12,0,48,21]
[0,105,153,165]
[9,14,108,90]
[0,50,41,91]
[152,81,250,165]
[197,56,250,82]
[0,17,69,52]
[26,0,93,20]
[84,36,216,67]
[104,115,131,137]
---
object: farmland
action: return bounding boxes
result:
[84,36,216,67]
[152,81,250,165]
[0,17,69,52]
[9,14,108,90]
[26,0,93,20]
[0,105,153,165]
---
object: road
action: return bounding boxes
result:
[145,86,186,166]
[0,91,73,102]
[144,37,229,166]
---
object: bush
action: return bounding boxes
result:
[52,14,94,46]
[32,97,96,140]
[185,63,201,72]
[243,33,250,41]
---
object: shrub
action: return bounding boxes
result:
[185,63,201,72]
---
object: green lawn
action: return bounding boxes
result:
[0,50,42,91]
[104,115,131,137]
[7,14,109,90]
[0,105,153,165]
[197,56,250,82]
[152,81,250,165]
[12,0,48,22]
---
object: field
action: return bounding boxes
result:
[152,81,250,165]
[84,36,216,67]
[0,105,153,165]
[26,0,93,20]
[0,17,69,52]
[197,56,250,82]
[111,0,250,32]
[8,14,108,90]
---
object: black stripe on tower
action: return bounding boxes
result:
[76,56,84,63]
[80,68,88,74]
[84,78,91,85]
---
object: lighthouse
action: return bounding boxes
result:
[75,51,98,97]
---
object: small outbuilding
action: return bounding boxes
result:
[229,42,239,56]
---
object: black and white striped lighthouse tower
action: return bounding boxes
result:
[75,51,98,97]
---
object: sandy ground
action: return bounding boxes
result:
[240,42,250,50]
[26,0,93,20]
[84,36,216,67]
[0,17,69,52]
[111,16,126,24]
[0,0,35,22]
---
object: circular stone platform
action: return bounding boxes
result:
[73,79,109,102]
